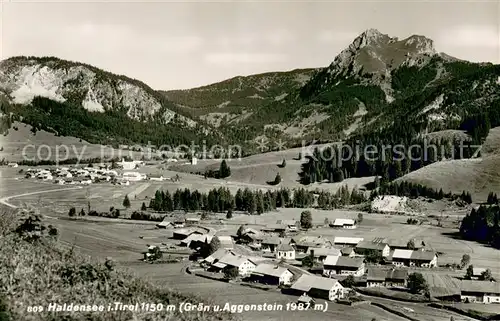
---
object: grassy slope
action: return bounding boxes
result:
[397,127,500,202]
[0,210,235,321]
[0,121,150,162]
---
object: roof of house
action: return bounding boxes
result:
[292,235,327,247]
[180,234,212,245]
[219,254,255,268]
[367,268,408,281]
[392,249,413,259]
[333,237,364,245]
[212,262,227,269]
[291,274,342,292]
[252,263,293,278]
[323,255,364,268]
[332,218,356,226]
[308,247,341,257]
[277,244,295,252]
[356,240,389,251]
[185,216,201,221]
[216,235,234,249]
[460,280,500,294]
[388,238,425,249]
[204,249,234,263]
[410,251,436,261]
[473,268,487,276]
[262,236,281,245]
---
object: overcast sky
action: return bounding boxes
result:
[1,1,499,90]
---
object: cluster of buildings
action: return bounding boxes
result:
[154,217,499,305]
[23,166,119,185]
[21,158,174,185]
[202,248,348,301]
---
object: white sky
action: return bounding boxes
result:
[1,1,499,90]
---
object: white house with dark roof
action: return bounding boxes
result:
[333,236,364,247]
[390,249,437,268]
[323,256,365,277]
[290,274,345,301]
[209,253,256,277]
[460,280,500,304]
[330,218,356,229]
[250,263,294,285]
[366,267,408,288]
[276,244,295,260]
[308,247,341,263]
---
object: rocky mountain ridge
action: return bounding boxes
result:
[1,29,499,152]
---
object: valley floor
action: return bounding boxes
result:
[1,168,498,321]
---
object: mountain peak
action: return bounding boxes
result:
[351,28,392,49]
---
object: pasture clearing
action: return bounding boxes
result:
[0,121,146,162]
[398,127,500,203]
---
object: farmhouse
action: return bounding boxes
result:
[323,256,365,277]
[180,234,213,248]
[120,159,144,170]
[250,263,294,286]
[148,174,164,181]
[330,218,356,229]
[238,228,263,247]
[289,274,345,301]
[203,249,235,264]
[261,236,281,252]
[390,249,438,268]
[156,218,172,228]
[387,238,426,250]
[210,254,256,277]
[356,241,391,257]
[172,228,204,240]
[291,235,329,253]
[460,280,500,304]
[333,237,363,247]
[122,171,144,181]
[216,235,235,249]
[366,267,408,288]
[7,162,18,168]
[308,247,341,263]
[276,244,295,260]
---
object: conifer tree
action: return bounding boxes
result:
[123,195,131,209]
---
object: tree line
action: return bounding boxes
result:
[147,185,367,214]
[370,181,473,204]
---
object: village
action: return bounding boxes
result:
[145,212,500,307]
[14,158,184,186]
